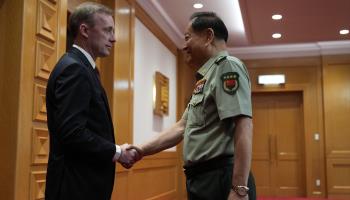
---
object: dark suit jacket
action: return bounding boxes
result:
[45,48,116,200]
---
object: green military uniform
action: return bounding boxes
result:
[182,51,256,200]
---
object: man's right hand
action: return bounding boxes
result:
[118,144,143,169]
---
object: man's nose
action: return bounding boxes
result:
[111,34,116,43]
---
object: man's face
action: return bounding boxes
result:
[182,22,207,68]
[87,13,116,58]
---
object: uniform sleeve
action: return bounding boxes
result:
[181,106,189,121]
[54,63,115,162]
[214,59,252,120]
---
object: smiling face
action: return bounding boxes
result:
[86,13,116,59]
[182,22,209,68]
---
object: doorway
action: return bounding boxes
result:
[251,91,306,197]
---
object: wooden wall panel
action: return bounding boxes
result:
[13,0,67,199]
[33,83,47,122]
[0,0,23,199]
[327,159,350,197]
[244,57,326,197]
[30,166,47,200]
[37,0,57,43]
[323,55,350,199]
[130,154,178,200]
[112,171,129,200]
[35,39,56,80]
[31,128,49,165]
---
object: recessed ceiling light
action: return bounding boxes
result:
[193,3,203,9]
[340,29,349,35]
[272,33,282,39]
[272,14,282,20]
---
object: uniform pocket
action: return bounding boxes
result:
[188,94,205,127]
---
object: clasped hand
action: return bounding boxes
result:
[117,143,143,169]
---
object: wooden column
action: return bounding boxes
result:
[0,0,23,199]
[0,0,67,199]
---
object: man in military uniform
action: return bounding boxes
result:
[132,12,256,200]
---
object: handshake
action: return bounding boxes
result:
[114,144,144,169]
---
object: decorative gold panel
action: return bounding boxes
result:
[33,83,47,122]
[153,71,169,116]
[36,0,57,43]
[32,128,49,164]
[30,170,46,200]
[35,40,55,80]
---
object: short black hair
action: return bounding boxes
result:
[69,2,113,39]
[190,12,228,42]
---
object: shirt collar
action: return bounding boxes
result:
[73,44,96,69]
[196,51,229,79]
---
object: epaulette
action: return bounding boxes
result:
[215,56,227,65]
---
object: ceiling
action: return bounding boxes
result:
[137,0,350,59]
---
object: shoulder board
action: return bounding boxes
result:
[215,56,227,65]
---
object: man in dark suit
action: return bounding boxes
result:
[45,2,140,200]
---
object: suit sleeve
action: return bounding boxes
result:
[54,63,115,162]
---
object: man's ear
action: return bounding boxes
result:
[79,23,89,39]
[205,28,215,46]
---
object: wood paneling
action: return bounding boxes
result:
[33,83,47,122]
[0,0,23,199]
[130,153,178,200]
[323,54,350,199]
[245,57,326,197]
[31,128,49,165]
[35,39,56,80]
[12,0,67,199]
[327,159,350,197]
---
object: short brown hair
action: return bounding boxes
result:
[68,2,113,38]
